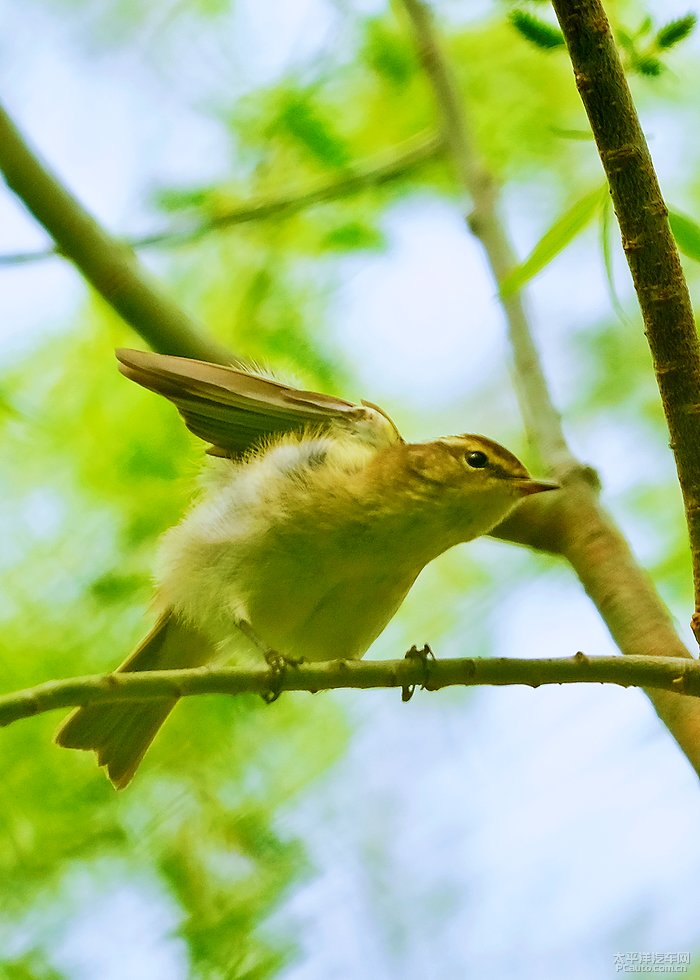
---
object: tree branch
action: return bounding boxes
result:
[0,133,443,266]
[4,653,700,729]
[399,0,700,774]
[550,0,700,639]
[0,101,233,363]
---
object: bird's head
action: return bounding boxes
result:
[392,433,559,545]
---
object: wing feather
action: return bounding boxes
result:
[116,349,401,456]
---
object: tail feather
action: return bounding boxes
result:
[56,612,210,789]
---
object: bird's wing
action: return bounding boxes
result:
[116,348,402,457]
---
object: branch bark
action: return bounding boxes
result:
[399,0,700,773]
[550,0,700,639]
[3,653,700,729]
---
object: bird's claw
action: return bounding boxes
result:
[401,644,435,702]
[261,650,304,703]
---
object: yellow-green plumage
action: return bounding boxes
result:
[55,349,557,787]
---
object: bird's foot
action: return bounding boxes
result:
[261,650,305,704]
[401,644,435,703]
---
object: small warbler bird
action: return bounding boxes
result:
[56,348,558,787]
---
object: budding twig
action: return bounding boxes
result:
[3,653,700,730]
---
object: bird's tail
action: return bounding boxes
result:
[55,612,210,789]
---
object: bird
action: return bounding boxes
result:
[56,348,559,788]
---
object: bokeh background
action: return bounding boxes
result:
[1,1,700,977]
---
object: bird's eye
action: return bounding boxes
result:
[466,450,488,469]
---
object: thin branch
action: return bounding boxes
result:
[399,0,700,775]
[4,653,700,729]
[0,133,443,266]
[400,0,575,472]
[551,0,700,638]
[0,101,232,364]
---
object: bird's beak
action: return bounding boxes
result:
[514,479,561,496]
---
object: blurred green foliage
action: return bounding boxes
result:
[1,320,349,975]
[2,0,700,975]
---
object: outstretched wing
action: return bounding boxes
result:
[116,348,402,457]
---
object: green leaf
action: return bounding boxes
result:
[152,185,214,213]
[637,16,654,38]
[320,221,385,252]
[89,571,148,603]
[599,195,631,325]
[500,184,608,296]
[633,55,664,77]
[509,10,565,50]
[363,19,416,86]
[615,27,635,51]
[277,95,350,168]
[549,127,595,141]
[0,387,21,418]
[669,209,700,262]
[656,14,697,49]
